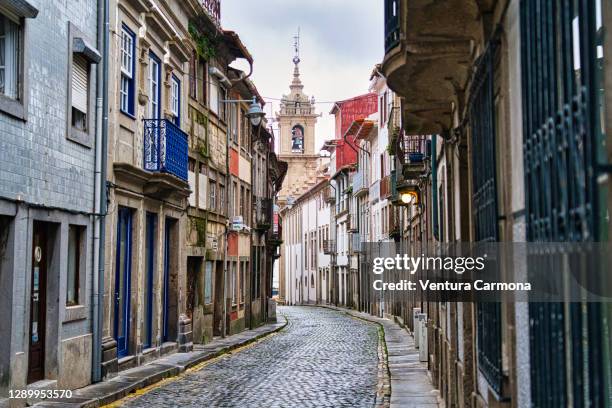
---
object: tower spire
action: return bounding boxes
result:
[291,27,303,91]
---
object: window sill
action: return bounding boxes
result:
[63,305,87,323]
[67,127,93,148]
[120,109,136,120]
[0,95,26,121]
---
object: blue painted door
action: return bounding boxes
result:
[162,221,171,342]
[114,208,132,358]
[144,213,157,349]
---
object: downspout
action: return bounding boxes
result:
[223,121,230,338]
[431,134,439,241]
[92,0,109,383]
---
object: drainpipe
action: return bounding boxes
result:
[223,124,230,338]
[431,134,439,241]
[92,0,109,383]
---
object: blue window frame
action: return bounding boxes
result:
[144,212,157,349]
[171,74,181,127]
[114,207,132,358]
[120,24,136,117]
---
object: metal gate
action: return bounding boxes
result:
[470,36,503,396]
[520,0,607,406]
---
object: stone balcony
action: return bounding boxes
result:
[382,0,493,135]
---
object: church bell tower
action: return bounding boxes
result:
[277,30,321,206]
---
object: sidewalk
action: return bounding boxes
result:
[33,320,287,408]
[333,307,442,408]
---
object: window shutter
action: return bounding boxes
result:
[72,54,88,114]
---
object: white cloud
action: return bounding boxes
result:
[221,0,383,150]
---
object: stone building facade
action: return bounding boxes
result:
[0,0,102,398]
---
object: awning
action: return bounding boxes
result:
[73,37,101,64]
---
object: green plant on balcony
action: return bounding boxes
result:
[189,23,217,60]
[344,186,353,195]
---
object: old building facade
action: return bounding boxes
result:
[0,0,102,397]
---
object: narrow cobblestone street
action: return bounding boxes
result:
[120,307,380,407]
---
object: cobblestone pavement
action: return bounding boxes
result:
[121,306,380,408]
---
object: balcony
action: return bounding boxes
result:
[381,0,485,135]
[201,0,221,26]
[144,119,189,181]
[347,213,357,233]
[323,239,336,255]
[397,133,428,180]
[323,185,335,204]
[255,197,273,231]
[353,169,368,196]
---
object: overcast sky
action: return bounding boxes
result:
[221,0,383,150]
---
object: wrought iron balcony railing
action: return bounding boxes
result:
[255,197,273,230]
[201,0,221,25]
[323,239,336,255]
[143,119,188,181]
[384,0,400,53]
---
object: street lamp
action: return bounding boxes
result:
[246,97,265,127]
[400,192,417,205]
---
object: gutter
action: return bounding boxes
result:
[92,0,109,383]
[431,134,438,241]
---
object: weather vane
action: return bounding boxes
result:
[293,27,300,65]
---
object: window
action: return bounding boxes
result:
[204,261,213,304]
[66,225,82,305]
[209,180,217,210]
[148,53,161,118]
[219,86,227,121]
[209,77,219,115]
[171,75,180,126]
[219,184,225,214]
[71,54,89,131]
[241,109,249,147]
[231,262,237,306]
[230,103,238,143]
[0,14,20,100]
[198,58,207,104]
[245,189,250,225]
[240,261,246,303]
[120,25,135,116]
[189,51,197,100]
[240,185,245,217]
[232,181,238,217]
